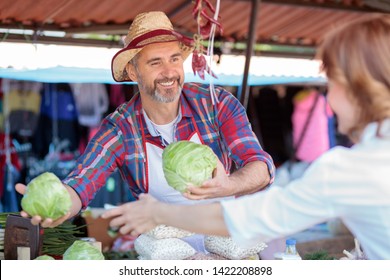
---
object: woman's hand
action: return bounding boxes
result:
[101,194,161,236]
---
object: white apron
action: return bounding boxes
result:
[142,112,233,252]
[146,132,200,203]
[141,108,233,204]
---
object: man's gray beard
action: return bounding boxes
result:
[135,69,182,103]
[152,86,182,103]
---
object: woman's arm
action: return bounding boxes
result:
[101,194,230,236]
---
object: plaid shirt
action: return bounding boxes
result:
[64,83,275,208]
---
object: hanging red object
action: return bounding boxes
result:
[193,0,223,40]
[191,0,222,80]
[192,49,217,80]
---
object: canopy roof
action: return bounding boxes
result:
[1,0,388,58]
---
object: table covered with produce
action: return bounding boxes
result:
[0,210,268,260]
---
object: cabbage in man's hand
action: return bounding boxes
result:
[21,172,72,220]
[162,141,217,193]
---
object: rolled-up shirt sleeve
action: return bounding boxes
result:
[63,119,125,209]
[217,90,275,184]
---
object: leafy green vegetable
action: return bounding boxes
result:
[103,250,139,260]
[21,172,72,220]
[42,220,87,256]
[303,250,336,260]
[63,240,105,260]
[162,141,217,193]
[34,255,55,260]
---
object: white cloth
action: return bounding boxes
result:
[221,119,390,260]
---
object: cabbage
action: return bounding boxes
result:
[34,255,55,260]
[63,240,105,260]
[21,172,72,220]
[162,141,217,193]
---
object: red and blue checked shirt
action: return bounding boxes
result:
[63,83,275,209]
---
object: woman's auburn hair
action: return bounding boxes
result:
[317,14,390,140]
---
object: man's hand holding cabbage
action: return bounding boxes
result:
[15,172,82,228]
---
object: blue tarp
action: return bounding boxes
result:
[0,66,326,86]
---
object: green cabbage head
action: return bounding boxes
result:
[34,255,55,260]
[162,141,217,193]
[63,240,105,260]
[21,172,72,220]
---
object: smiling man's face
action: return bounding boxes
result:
[127,41,185,103]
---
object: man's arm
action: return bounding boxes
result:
[227,161,271,196]
[207,88,274,199]
[64,184,83,217]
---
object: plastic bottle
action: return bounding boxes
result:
[282,238,302,260]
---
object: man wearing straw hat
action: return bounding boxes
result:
[16,11,274,228]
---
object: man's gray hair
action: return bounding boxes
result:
[129,53,139,69]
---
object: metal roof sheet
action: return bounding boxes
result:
[1,0,388,57]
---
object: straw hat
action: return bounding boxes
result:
[111,11,194,82]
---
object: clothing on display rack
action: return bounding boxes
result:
[70,83,109,127]
[0,79,23,212]
[0,135,22,212]
[292,89,333,163]
[32,83,80,157]
[109,84,126,109]
[1,79,42,137]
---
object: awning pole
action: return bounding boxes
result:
[239,0,261,109]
